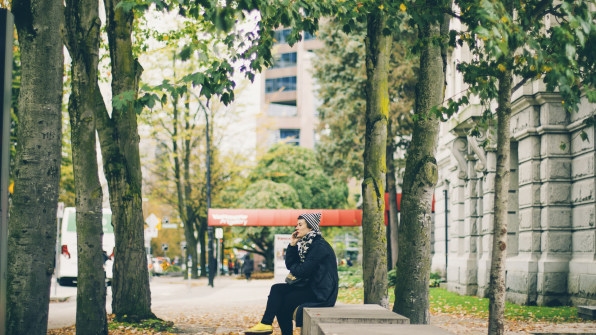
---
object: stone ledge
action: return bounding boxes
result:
[317,323,456,335]
[302,304,409,335]
[578,306,596,320]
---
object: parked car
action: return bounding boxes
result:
[151,257,171,276]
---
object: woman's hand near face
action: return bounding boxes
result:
[290,231,299,246]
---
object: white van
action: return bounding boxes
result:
[55,207,115,286]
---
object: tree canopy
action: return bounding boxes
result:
[228,143,349,270]
[243,143,349,210]
[313,17,417,185]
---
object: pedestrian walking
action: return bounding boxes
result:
[242,253,254,280]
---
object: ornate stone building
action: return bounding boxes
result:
[432,63,596,305]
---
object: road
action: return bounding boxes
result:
[48,274,274,330]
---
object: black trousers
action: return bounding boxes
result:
[261,283,316,335]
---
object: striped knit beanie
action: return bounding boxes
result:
[299,212,321,231]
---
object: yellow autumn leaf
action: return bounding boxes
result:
[541,65,552,72]
[501,16,508,23]
[498,64,506,72]
[400,3,407,11]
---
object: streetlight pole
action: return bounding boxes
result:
[204,104,216,287]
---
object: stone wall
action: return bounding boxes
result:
[433,88,596,306]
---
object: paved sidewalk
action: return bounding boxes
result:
[142,275,276,334]
[49,275,275,333]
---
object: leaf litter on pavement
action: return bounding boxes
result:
[47,306,596,335]
[48,282,596,335]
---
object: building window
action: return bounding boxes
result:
[265,76,297,93]
[274,29,292,44]
[271,52,297,69]
[280,129,300,146]
[274,29,316,44]
[303,31,316,40]
[267,103,297,117]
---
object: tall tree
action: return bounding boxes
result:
[394,0,451,324]
[130,4,254,281]
[64,0,108,333]
[442,0,596,333]
[7,0,64,334]
[97,0,154,320]
[312,18,416,269]
[361,7,391,307]
[143,90,245,279]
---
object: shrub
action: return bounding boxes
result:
[387,269,442,288]
[430,272,442,287]
[388,268,396,287]
[165,265,182,273]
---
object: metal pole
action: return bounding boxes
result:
[0,9,13,335]
[443,188,449,281]
[205,107,216,287]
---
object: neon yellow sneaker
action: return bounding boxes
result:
[245,322,273,334]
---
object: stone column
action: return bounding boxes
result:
[473,130,494,298]
[536,99,572,306]
[448,136,479,295]
[567,117,596,306]
[507,100,541,305]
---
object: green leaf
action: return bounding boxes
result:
[586,90,596,103]
[182,73,206,87]
[179,45,193,61]
[115,0,136,12]
[565,44,576,59]
[112,90,136,110]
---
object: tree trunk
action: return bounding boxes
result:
[183,224,199,278]
[393,10,445,324]
[64,0,108,333]
[487,69,513,335]
[171,98,188,277]
[98,0,153,320]
[7,1,63,334]
[386,131,399,270]
[361,10,391,307]
[182,103,200,279]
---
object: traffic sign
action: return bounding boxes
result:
[57,202,65,218]
[145,213,159,228]
[145,227,158,238]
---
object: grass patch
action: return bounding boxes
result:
[338,269,582,323]
[430,287,581,322]
[337,266,363,304]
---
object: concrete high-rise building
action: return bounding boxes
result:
[256,29,323,155]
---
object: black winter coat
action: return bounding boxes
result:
[285,234,338,324]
